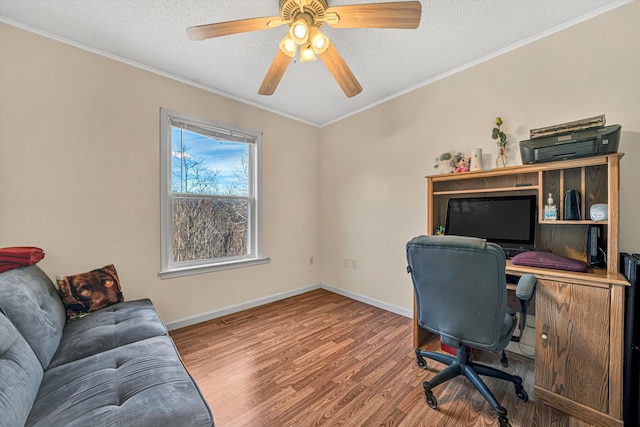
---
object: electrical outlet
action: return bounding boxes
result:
[309,256,314,265]
[351,259,357,269]
[343,259,349,268]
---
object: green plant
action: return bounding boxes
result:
[491,117,507,152]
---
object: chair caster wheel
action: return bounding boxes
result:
[500,350,509,368]
[498,414,512,427]
[416,356,427,369]
[514,385,528,402]
[415,349,428,369]
[424,390,438,409]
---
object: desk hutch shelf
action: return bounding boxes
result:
[417,154,629,427]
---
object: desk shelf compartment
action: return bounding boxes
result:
[541,164,609,223]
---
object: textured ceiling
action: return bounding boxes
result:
[0,0,626,126]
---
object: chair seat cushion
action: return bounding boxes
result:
[26,336,214,427]
[442,312,516,352]
[47,299,168,369]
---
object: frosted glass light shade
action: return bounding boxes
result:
[279,35,297,57]
[289,20,309,45]
[309,28,329,54]
[300,44,316,62]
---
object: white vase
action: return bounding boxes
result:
[471,148,483,171]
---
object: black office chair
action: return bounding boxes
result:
[406,235,536,427]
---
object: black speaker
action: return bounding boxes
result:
[588,225,606,268]
[564,189,581,220]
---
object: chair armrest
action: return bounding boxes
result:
[515,274,536,302]
[511,274,537,342]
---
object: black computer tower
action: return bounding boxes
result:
[621,253,640,427]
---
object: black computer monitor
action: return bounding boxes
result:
[445,194,537,256]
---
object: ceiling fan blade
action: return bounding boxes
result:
[318,43,362,98]
[258,49,292,96]
[187,16,283,41]
[325,1,421,29]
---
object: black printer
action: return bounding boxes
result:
[520,124,621,164]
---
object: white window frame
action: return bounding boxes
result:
[159,108,269,279]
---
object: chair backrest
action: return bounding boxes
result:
[406,235,508,352]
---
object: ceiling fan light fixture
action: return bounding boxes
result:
[309,28,329,54]
[300,43,316,62]
[279,35,297,57]
[289,19,309,45]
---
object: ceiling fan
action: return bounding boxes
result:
[187,0,422,98]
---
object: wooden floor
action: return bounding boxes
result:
[170,289,593,427]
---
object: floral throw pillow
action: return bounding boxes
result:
[56,264,123,321]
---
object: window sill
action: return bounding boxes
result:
[159,256,270,279]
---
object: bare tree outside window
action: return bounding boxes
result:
[173,197,248,262]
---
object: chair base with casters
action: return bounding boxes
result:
[415,345,528,427]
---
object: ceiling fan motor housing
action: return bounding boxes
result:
[280,0,329,28]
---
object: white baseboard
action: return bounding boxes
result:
[165,283,411,330]
[165,283,321,330]
[320,284,412,319]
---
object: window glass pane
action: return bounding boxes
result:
[172,197,248,263]
[172,127,249,196]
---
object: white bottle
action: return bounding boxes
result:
[544,193,558,220]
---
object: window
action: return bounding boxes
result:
[160,108,268,278]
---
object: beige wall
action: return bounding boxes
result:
[1,1,638,324]
[319,0,640,311]
[0,24,321,323]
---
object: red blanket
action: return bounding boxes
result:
[0,246,45,273]
[0,263,22,273]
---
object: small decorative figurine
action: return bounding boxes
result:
[455,156,470,173]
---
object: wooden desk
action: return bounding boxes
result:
[417,154,629,427]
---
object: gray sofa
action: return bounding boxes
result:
[0,265,214,427]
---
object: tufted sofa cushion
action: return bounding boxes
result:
[48,299,168,369]
[26,335,214,427]
[0,266,66,368]
[0,311,44,427]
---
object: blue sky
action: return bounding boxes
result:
[171,128,248,195]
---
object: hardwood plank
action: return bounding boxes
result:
[170,289,595,426]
